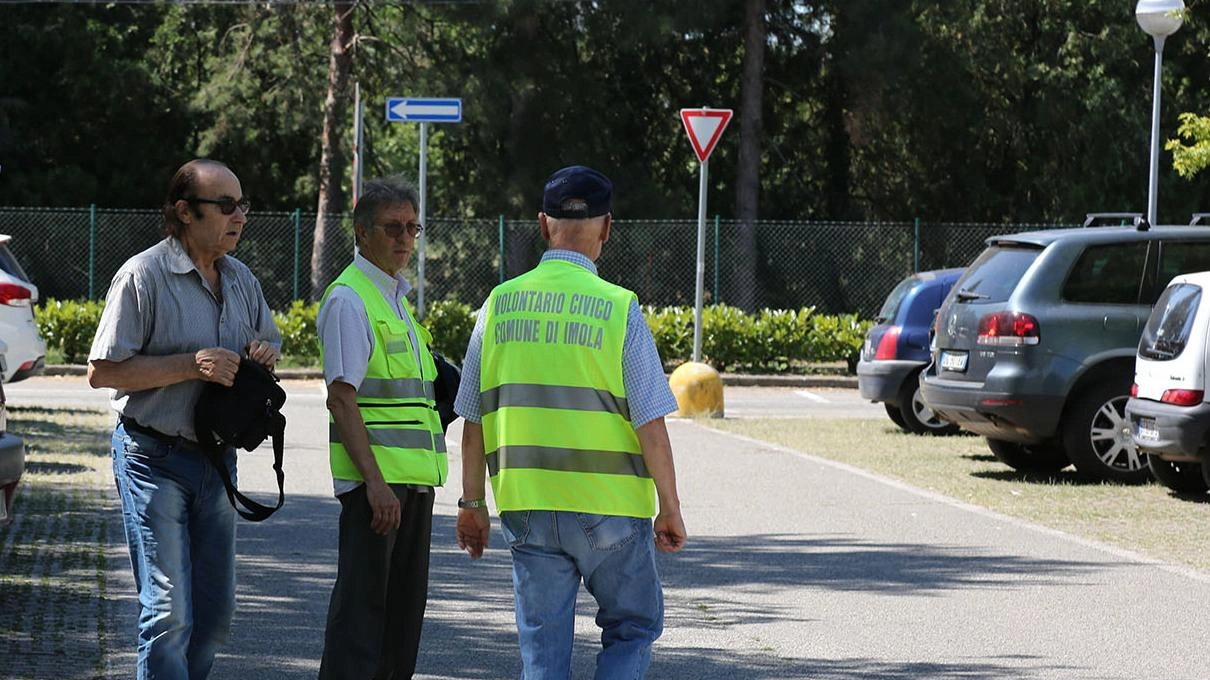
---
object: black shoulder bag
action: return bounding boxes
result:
[194,358,287,522]
[431,350,462,433]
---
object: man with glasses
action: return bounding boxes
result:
[88,158,281,679]
[316,174,447,679]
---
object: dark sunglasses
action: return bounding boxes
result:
[188,196,251,215]
[375,221,423,238]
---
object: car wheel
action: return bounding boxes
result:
[884,403,908,430]
[1147,455,1208,493]
[1199,460,1210,490]
[898,374,959,436]
[986,438,1070,472]
[1062,378,1151,484]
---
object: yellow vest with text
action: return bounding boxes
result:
[480,259,653,517]
[321,265,447,486]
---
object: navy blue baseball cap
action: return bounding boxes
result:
[542,165,613,219]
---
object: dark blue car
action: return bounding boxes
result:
[857,268,963,435]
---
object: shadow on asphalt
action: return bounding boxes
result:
[209,497,1105,680]
[646,651,1086,680]
[659,533,1102,595]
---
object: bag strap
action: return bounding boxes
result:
[203,413,286,522]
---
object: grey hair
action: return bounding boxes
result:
[353,175,420,235]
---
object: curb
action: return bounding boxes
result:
[43,365,858,389]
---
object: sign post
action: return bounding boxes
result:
[386,97,462,317]
[680,107,733,362]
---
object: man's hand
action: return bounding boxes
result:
[193,347,241,386]
[654,510,687,553]
[456,507,491,559]
[246,340,280,369]
[366,479,401,535]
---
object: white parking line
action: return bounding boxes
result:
[794,389,830,403]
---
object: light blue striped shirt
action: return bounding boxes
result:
[454,249,676,428]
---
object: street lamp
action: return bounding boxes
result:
[1136,0,1184,228]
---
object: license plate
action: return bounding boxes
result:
[1136,417,1160,443]
[939,350,968,372]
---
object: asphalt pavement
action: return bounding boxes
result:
[7,376,1210,679]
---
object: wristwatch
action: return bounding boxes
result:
[457,497,488,509]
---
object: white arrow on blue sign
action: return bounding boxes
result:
[385,97,462,123]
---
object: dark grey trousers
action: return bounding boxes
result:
[318,484,435,680]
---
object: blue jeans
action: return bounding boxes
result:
[499,510,663,680]
[112,422,237,680]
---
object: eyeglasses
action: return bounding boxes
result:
[375,221,423,238]
[188,196,251,215]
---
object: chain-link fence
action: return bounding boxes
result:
[0,207,1075,318]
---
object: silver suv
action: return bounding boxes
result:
[919,219,1210,484]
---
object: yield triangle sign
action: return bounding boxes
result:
[680,108,733,163]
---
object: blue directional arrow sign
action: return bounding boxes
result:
[385,97,462,123]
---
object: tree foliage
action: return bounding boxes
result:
[5,1,1210,228]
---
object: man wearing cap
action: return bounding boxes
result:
[454,165,687,679]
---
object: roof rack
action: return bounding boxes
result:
[1190,213,1210,226]
[1082,212,1146,230]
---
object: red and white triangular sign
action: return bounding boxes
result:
[680,108,733,163]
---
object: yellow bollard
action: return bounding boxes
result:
[668,362,724,418]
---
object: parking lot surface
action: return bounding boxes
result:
[6,376,1210,679]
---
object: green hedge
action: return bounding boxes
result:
[644,304,871,373]
[36,297,871,373]
[274,300,320,362]
[34,299,106,364]
[423,299,476,364]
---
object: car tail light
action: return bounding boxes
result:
[874,326,901,360]
[0,282,32,307]
[977,311,1040,346]
[1161,389,1204,406]
[1131,383,1139,397]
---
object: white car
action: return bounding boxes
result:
[0,338,26,526]
[0,235,46,382]
[1126,270,1210,492]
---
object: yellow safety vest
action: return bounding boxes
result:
[321,265,447,486]
[480,259,654,517]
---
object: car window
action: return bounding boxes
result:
[1062,242,1148,304]
[876,276,916,322]
[0,245,31,283]
[1138,282,1201,361]
[1153,240,1210,295]
[951,245,1040,303]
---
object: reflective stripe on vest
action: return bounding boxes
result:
[328,423,447,453]
[486,445,648,477]
[481,383,630,419]
[321,264,447,486]
[358,376,436,401]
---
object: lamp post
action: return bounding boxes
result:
[1136,0,1184,227]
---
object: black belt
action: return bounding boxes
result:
[119,416,205,450]
[119,415,285,523]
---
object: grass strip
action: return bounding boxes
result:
[707,417,1210,572]
[0,405,116,679]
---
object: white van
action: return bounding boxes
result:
[1126,270,1210,492]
